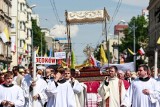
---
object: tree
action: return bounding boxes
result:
[32,19,47,56]
[119,15,148,62]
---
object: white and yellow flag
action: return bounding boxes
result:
[23,42,27,51]
[0,27,10,43]
[100,45,108,64]
[157,37,160,44]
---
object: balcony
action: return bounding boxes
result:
[18,0,26,4]
[26,8,32,13]
[19,11,27,22]
[19,30,27,40]
[26,37,31,46]
[26,21,32,29]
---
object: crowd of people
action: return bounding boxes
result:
[0,64,159,107]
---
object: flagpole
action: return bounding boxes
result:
[154,48,158,78]
[133,21,137,71]
[32,50,37,107]
[104,8,109,66]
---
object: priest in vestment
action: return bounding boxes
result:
[0,72,25,107]
[98,66,126,107]
[121,64,160,107]
[46,67,76,107]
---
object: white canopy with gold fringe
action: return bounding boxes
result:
[66,9,110,25]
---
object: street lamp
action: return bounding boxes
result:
[119,20,137,70]
[30,5,37,107]
[30,4,36,9]
[30,4,36,60]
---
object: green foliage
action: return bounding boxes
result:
[32,19,47,56]
[119,15,148,62]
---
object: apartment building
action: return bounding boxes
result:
[146,0,160,67]
[0,0,12,70]
[11,0,33,68]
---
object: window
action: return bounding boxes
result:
[20,22,23,29]
[23,22,26,31]
[20,40,23,48]
[20,3,23,11]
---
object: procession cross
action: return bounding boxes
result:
[83,44,94,57]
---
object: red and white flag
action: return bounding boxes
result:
[89,55,96,66]
[138,47,145,55]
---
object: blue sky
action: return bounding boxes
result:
[28,0,149,64]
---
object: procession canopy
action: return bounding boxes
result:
[65,8,110,25]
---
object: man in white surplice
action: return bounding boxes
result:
[46,67,76,107]
[21,68,48,107]
[121,64,160,107]
[64,68,83,107]
[0,72,25,107]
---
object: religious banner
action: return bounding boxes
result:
[100,62,135,72]
[66,9,110,25]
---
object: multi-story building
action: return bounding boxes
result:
[114,21,128,39]
[146,0,160,67]
[11,0,33,68]
[0,0,12,70]
[142,9,149,21]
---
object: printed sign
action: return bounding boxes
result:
[36,57,56,64]
[54,52,66,59]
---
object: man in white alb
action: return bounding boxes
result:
[0,72,25,107]
[64,68,83,107]
[21,67,48,107]
[46,67,76,107]
[121,64,160,107]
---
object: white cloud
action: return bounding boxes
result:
[50,24,79,38]
[112,0,149,7]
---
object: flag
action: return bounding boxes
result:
[89,55,96,66]
[49,48,53,57]
[127,48,135,55]
[23,41,27,52]
[138,47,145,55]
[36,46,39,55]
[11,36,16,53]
[0,27,10,43]
[71,50,76,69]
[100,45,108,64]
[89,55,101,67]
[157,37,160,44]
[44,53,48,57]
